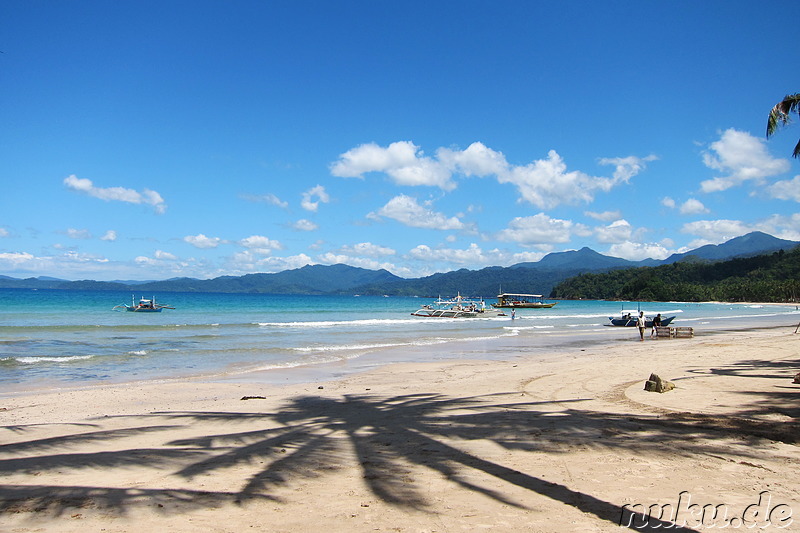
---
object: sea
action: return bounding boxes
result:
[1,288,798,393]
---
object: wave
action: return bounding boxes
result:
[1,354,97,365]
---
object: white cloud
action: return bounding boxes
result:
[585,210,622,222]
[700,129,791,192]
[370,195,466,230]
[301,185,330,212]
[598,155,658,183]
[292,219,318,231]
[100,230,117,241]
[331,141,653,207]
[679,198,710,215]
[242,193,289,208]
[331,141,455,190]
[767,175,800,202]
[661,197,676,209]
[499,151,652,209]
[64,174,167,214]
[239,235,283,253]
[0,228,9,238]
[154,250,177,260]
[184,234,222,249]
[337,242,396,257]
[680,219,753,243]
[407,243,488,266]
[595,219,632,244]
[65,228,92,239]
[607,241,671,261]
[229,252,314,274]
[0,251,35,266]
[496,213,589,245]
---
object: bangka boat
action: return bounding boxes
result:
[492,293,557,309]
[412,294,505,318]
[607,312,675,328]
[113,296,174,313]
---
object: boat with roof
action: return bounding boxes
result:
[492,293,557,309]
[412,293,505,318]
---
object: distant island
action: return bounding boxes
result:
[1,231,798,301]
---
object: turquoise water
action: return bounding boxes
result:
[1,289,797,391]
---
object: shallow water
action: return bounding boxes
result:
[1,288,797,392]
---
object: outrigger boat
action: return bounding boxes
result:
[113,296,174,313]
[492,293,557,309]
[608,311,675,327]
[412,293,505,318]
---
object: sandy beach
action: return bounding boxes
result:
[1,324,798,532]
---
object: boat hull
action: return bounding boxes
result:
[608,316,675,327]
[125,307,163,312]
[492,302,556,309]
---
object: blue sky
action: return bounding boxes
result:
[2,1,799,281]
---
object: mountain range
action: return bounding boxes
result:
[1,231,797,296]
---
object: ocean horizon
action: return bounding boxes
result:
[1,288,798,394]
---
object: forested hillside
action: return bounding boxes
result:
[550,247,800,302]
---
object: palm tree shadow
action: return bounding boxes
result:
[7,390,762,530]
[159,393,704,530]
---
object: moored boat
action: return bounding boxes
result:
[113,296,174,313]
[607,312,675,327]
[492,293,557,309]
[412,293,505,318]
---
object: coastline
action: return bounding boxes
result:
[2,318,799,531]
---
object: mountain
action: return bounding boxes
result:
[662,231,798,263]
[1,232,797,295]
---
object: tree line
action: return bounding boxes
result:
[550,247,800,303]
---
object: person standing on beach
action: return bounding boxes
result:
[637,311,646,341]
[650,313,662,338]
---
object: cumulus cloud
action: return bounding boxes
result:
[595,219,633,244]
[607,241,671,261]
[331,141,455,190]
[154,250,177,260]
[64,174,167,214]
[661,197,676,209]
[407,243,489,266]
[239,235,283,253]
[331,141,653,208]
[700,129,790,193]
[184,234,222,249]
[337,242,396,257]
[767,175,800,202]
[679,198,710,215]
[369,195,466,230]
[65,228,92,239]
[100,230,117,241]
[301,185,330,212]
[496,213,589,245]
[292,219,318,231]
[680,219,753,243]
[0,228,9,238]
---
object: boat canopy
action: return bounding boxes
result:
[496,293,544,298]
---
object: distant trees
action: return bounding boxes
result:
[550,247,800,302]
[767,93,800,158]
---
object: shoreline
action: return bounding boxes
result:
[1,321,798,531]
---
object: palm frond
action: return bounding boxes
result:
[767,93,800,136]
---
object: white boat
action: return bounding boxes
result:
[412,293,505,318]
[113,296,174,313]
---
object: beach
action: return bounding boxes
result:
[1,323,798,532]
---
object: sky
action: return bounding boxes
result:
[2,1,800,281]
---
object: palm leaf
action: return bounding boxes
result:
[766,93,800,137]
